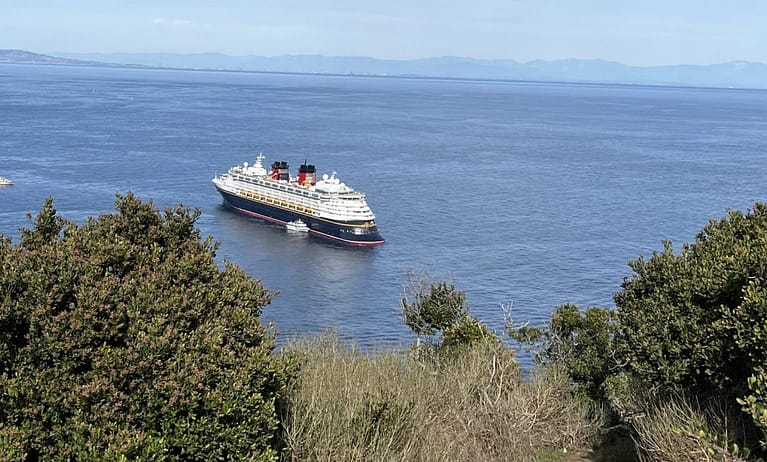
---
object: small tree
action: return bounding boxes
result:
[401,273,499,356]
[0,194,295,461]
[508,304,618,401]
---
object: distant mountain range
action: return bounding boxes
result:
[0,49,107,67]
[3,49,767,89]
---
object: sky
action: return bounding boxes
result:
[2,0,765,66]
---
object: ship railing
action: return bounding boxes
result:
[318,207,376,220]
[230,177,373,220]
[231,173,326,200]
[236,183,321,214]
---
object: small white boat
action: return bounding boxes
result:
[285,220,309,233]
[0,176,13,186]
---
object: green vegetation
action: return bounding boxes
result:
[615,204,767,460]
[2,195,767,461]
[512,203,767,461]
[0,194,295,460]
[615,205,767,397]
[508,304,618,403]
[279,277,601,461]
[400,273,500,356]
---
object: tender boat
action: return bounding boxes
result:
[285,220,309,233]
[0,177,13,186]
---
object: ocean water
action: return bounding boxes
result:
[2,63,767,353]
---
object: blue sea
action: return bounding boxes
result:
[2,63,766,354]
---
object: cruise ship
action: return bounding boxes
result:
[212,155,384,246]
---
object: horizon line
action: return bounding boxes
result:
[20,49,765,69]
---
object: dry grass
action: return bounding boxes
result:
[630,395,749,462]
[279,334,603,462]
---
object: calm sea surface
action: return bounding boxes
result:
[2,64,766,354]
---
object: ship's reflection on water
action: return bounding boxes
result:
[204,205,405,347]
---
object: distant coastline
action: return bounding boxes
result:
[2,48,767,90]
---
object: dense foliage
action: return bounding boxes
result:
[0,194,294,461]
[517,203,767,459]
[615,204,767,398]
[614,204,767,453]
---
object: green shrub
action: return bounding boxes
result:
[401,274,468,340]
[739,369,767,452]
[615,204,767,396]
[441,313,498,352]
[400,273,500,356]
[613,203,767,457]
[510,203,767,458]
[0,194,295,461]
[508,304,618,401]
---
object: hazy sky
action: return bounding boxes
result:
[2,0,765,66]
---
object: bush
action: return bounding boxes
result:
[510,203,767,459]
[739,369,767,452]
[615,204,767,397]
[612,203,767,458]
[0,194,295,461]
[508,304,618,402]
[400,273,500,357]
[441,313,498,353]
[401,274,468,340]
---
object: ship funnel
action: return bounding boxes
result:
[271,161,289,181]
[278,161,289,181]
[298,163,317,186]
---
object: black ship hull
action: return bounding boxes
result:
[215,187,385,246]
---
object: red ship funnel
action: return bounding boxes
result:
[298,163,316,186]
[298,163,308,186]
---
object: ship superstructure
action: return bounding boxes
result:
[212,154,384,246]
